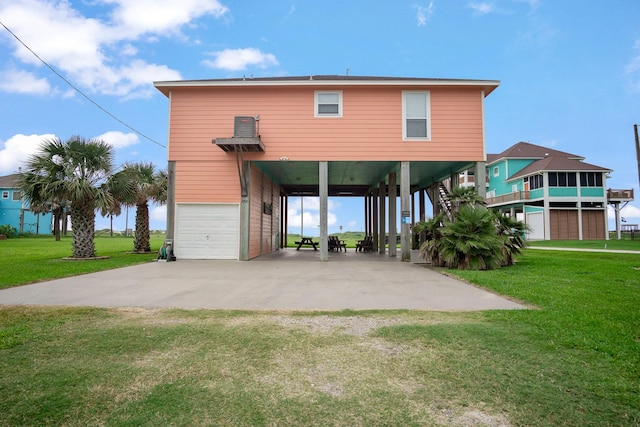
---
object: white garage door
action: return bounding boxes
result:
[175,204,239,259]
[526,211,544,241]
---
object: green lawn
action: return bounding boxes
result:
[0,235,162,289]
[0,239,639,425]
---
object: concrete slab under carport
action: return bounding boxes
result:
[0,249,525,311]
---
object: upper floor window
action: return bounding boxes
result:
[12,191,22,201]
[525,174,544,190]
[402,91,430,140]
[315,91,342,117]
[548,172,576,187]
[580,172,603,187]
[493,166,499,177]
[1,191,8,199]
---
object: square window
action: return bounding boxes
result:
[12,191,22,201]
[402,91,430,140]
[315,91,342,117]
[1,191,8,199]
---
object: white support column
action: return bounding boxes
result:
[389,172,397,258]
[543,173,551,240]
[401,162,411,262]
[319,161,329,262]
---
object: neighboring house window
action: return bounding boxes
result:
[548,172,576,187]
[580,172,603,187]
[402,91,430,140]
[1,191,8,199]
[493,166,499,177]
[315,91,342,117]
[512,184,519,193]
[12,191,22,201]
[526,175,544,190]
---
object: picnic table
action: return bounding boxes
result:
[295,237,318,250]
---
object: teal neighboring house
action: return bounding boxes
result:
[0,174,52,235]
[484,142,620,240]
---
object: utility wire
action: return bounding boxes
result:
[0,20,166,149]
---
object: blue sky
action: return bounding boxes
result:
[1,0,639,234]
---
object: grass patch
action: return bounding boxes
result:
[0,235,162,289]
[527,238,640,251]
[1,248,639,425]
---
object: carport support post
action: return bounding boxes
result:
[166,161,176,243]
[388,172,397,257]
[319,161,329,262]
[239,160,251,261]
[401,161,411,262]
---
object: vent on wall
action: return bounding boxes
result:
[234,116,257,138]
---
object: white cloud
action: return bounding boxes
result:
[609,203,640,222]
[105,0,228,37]
[203,48,279,71]
[0,69,51,95]
[95,131,139,149]
[0,133,55,175]
[287,197,337,232]
[0,0,228,97]
[415,2,434,26]
[625,40,640,92]
[468,1,496,15]
[150,204,167,223]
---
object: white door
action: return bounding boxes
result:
[526,211,544,240]
[175,204,239,259]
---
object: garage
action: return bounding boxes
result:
[175,204,239,259]
[525,211,544,240]
[550,210,579,240]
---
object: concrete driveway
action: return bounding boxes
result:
[0,249,525,311]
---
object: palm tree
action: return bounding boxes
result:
[493,211,529,266]
[18,136,131,258]
[415,212,447,266]
[117,162,167,253]
[438,205,504,270]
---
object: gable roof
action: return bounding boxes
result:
[0,174,20,189]
[487,142,611,181]
[154,75,500,97]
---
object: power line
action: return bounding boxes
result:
[0,20,166,149]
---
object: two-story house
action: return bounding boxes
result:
[0,174,52,235]
[484,142,614,240]
[154,75,499,260]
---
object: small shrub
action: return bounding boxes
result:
[0,224,16,238]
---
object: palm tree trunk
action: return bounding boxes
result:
[70,201,96,258]
[133,202,151,253]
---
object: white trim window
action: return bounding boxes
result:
[493,166,500,177]
[402,91,430,140]
[1,191,8,199]
[314,91,342,117]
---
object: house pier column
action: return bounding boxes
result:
[378,181,386,254]
[166,160,176,243]
[543,173,551,240]
[400,161,411,262]
[388,172,397,257]
[372,192,379,249]
[475,162,487,198]
[239,160,251,260]
[319,161,329,262]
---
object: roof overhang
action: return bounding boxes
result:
[154,75,500,97]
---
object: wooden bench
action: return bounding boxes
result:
[328,235,347,252]
[356,235,374,252]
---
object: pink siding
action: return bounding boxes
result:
[168,86,485,165]
[174,160,240,203]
